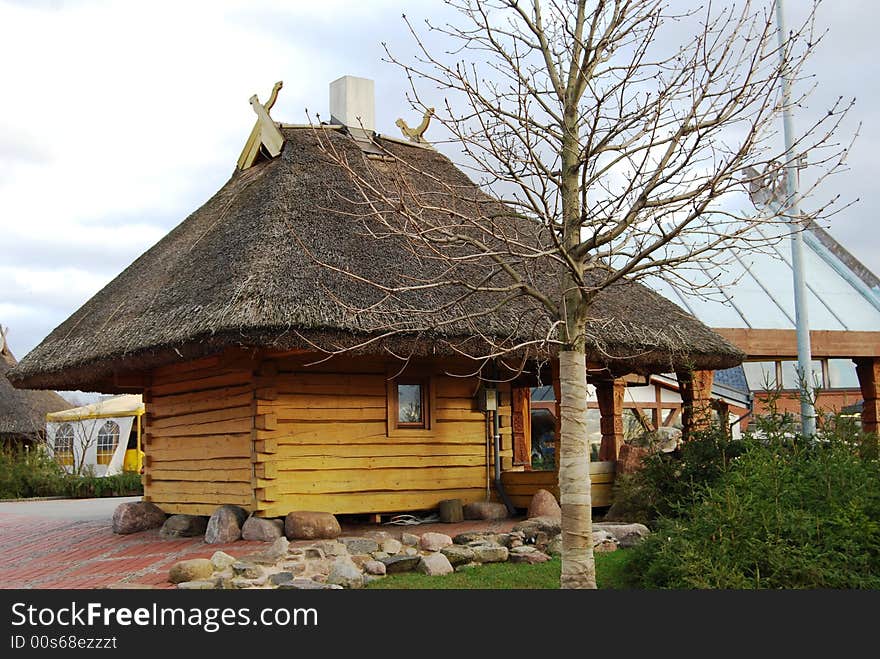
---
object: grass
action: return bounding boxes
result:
[365,550,633,589]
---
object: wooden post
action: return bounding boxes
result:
[855,358,880,435]
[678,370,715,440]
[596,379,625,461]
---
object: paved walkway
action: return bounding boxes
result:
[0,498,519,589]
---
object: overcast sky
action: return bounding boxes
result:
[1,0,876,377]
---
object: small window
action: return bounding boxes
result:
[54,424,74,467]
[397,382,426,428]
[742,361,778,390]
[781,360,823,391]
[828,359,860,389]
[96,420,120,465]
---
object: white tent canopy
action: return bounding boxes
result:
[46,394,143,476]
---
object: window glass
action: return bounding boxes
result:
[397,384,423,425]
[97,420,120,465]
[781,360,823,390]
[742,361,778,390]
[827,359,860,389]
[586,409,601,461]
[54,424,74,466]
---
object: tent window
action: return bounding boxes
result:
[97,420,120,466]
[54,424,74,467]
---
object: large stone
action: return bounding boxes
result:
[112,501,166,535]
[241,516,284,542]
[509,546,551,564]
[418,552,454,576]
[513,516,562,541]
[546,537,562,556]
[315,540,348,557]
[463,501,509,520]
[592,530,619,553]
[364,560,387,576]
[232,561,263,579]
[401,532,420,546]
[339,536,379,555]
[284,511,341,540]
[278,578,340,590]
[441,545,476,567]
[471,544,509,564]
[381,554,421,574]
[327,558,364,589]
[269,572,296,586]
[380,538,402,555]
[527,489,562,519]
[617,443,650,475]
[243,536,290,565]
[419,532,453,552]
[210,551,236,571]
[593,522,651,548]
[160,514,208,539]
[204,505,248,544]
[169,558,214,584]
[453,531,499,545]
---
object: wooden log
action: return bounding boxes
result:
[438,498,464,523]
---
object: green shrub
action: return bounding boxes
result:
[609,427,751,525]
[626,424,880,589]
[0,445,143,500]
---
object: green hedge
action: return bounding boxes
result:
[622,413,880,589]
[0,446,143,500]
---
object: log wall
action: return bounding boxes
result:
[253,353,509,518]
[143,352,257,516]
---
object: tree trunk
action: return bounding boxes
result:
[558,348,596,589]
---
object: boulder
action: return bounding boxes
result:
[232,561,263,579]
[204,505,248,544]
[453,531,499,545]
[380,538,402,555]
[278,578,340,590]
[617,443,651,475]
[546,537,562,556]
[463,501,509,520]
[210,551,236,571]
[592,530,618,552]
[401,533,420,546]
[472,544,509,563]
[593,522,651,548]
[315,540,348,557]
[169,558,213,584]
[241,516,284,542]
[339,537,379,555]
[509,546,551,564]
[513,516,561,541]
[111,501,166,535]
[418,552,454,576]
[327,559,364,589]
[381,554,421,574]
[243,536,290,564]
[419,532,453,552]
[159,514,208,539]
[441,544,475,567]
[285,511,341,540]
[364,560,387,576]
[527,489,562,519]
[269,572,296,586]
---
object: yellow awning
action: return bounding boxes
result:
[46,394,144,422]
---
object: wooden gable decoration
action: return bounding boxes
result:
[237,81,285,171]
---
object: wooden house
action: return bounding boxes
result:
[8,77,743,517]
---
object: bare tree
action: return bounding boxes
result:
[306,0,851,588]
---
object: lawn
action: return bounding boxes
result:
[365,551,633,589]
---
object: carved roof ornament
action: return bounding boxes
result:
[395,107,434,144]
[237,81,285,171]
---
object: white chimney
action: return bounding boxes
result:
[329,76,375,138]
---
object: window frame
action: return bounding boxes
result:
[387,373,435,437]
[96,420,120,466]
[54,423,74,467]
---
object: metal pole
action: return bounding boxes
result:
[776,0,817,436]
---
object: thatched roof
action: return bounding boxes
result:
[1,338,69,437]
[9,127,743,391]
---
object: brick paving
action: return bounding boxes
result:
[0,507,520,589]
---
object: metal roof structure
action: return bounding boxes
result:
[650,225,880,332]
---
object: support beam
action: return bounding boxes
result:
[596,379,625,461]
[677,370,715,440]
[855,358,880,435]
